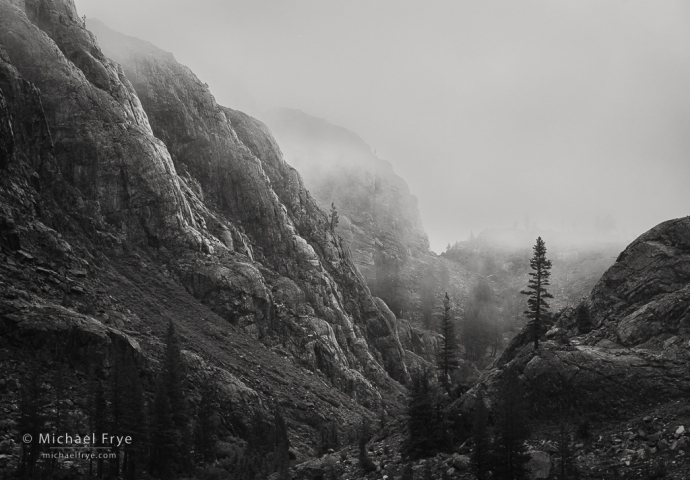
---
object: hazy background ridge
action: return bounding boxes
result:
[76,0,690,252]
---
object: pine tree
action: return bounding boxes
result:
[94,379,108,478]
[110,352,124,477]
[51,365,67,474]
[330,202,339,230]
[557,421,576,480]
[194,381,218,465]
[402,463,415,480]
[419,265,437,330]
[576,304,592,334]
[463,281,494,360]
[149,321,188,477]
[492,373,531,480]
[520,237,553,349]
[405,370,446,458]
[471,391,490,480]
[358,421,376,473]
[120,354,148,480]
[149,378,179,478]
[271,406,291,480]
[18,366,45,478]
[86,365,97,477]
[164,320,191,471]
[437,293,459,394]
[319,420,340,455]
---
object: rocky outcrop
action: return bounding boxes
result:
[86,18,410,389]
[260,107,469,337]
[460,217,690,418]
[0,0,426,463]
[581,217,690,346]
[2,0,204,248]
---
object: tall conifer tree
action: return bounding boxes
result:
[121,354,148,480]
[18,366,45,478]
[492,373,531,480]
[438,292,459,393]
[471,391,490,480]
[521,237,553,349]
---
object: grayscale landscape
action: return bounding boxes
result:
[0,1,689,479]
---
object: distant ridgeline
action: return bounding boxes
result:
[0,0,437,474]
[261,108,471,325]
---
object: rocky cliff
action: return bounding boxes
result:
[261,108,469,335]
[462,216,690,420]
[0,0,422,461]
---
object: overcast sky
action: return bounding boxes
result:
[75,0,690,252]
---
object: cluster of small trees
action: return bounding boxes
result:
[404,370,534,479]
[462,280,503,360]
[404,369,467,459]
[471,375,532,480]
[405,237,558,473]
[17,321,290,480]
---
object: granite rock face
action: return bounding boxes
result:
[584,216,690,346]
[86,18,409,389]
[2,0,203,248]
[460,217,690,418]
[0,0,421,458]
[261,108,469,341]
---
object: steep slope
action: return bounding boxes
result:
[457,216,690,475]
[260,108,469,331]
[0,0,418,466]
[86,18,413,386]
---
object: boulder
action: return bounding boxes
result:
[527,451,551,480]
[451,454,471,470]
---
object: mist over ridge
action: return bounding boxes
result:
[4,1,690,478]
[75,0,690,254]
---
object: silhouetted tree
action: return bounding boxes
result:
[110,353,124,476]
[402,463,415,480]
[319,420,340,455]
[50,365,68,473]
[94,379,108,478]
[521,237,553,349]
[419,265,438,329]
[149,378,178,478]
[86,365,97,477]
[358,421,376,473]
[270,407,291,480]
[463,281,495,360]
[120,354,148,480]
[438,293,459,393]
[405,370,453,458]
[194,381,218,465]
[150,321,188,477]
[557,421,576,480]
[492,373,531,480]
[330,202,339,230]
[240,407,291,480]
[471,391,491,480]
[18,366,45,478]
[576,304,592,334]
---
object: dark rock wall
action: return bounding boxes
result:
[261,108,470,342]
[0,0,413,446]
[460,216,690,419]
[0,0,418,456]
[86,18,410,387]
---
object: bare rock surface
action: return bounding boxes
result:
[260,107,470,336]
[0,0,428,464]
[86,18,410,391]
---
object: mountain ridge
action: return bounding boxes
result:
[0,0,429,465]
